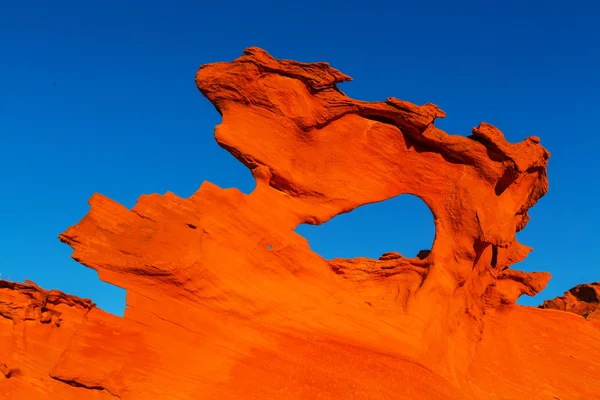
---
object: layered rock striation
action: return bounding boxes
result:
[1,48,599,400]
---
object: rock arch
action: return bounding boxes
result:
[295,194,435,261]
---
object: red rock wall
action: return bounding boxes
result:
[1,49,599,400]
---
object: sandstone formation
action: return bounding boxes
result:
[1,48,599,399]
[540,282,600,320]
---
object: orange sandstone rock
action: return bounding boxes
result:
[540,282,600,321]
[1,48,599,399]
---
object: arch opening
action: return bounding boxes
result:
[294,194,436,260]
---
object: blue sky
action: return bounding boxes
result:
[1,1,598,316]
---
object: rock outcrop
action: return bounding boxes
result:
[540,282,600,320]
[1,48,599,399]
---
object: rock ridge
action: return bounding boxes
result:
[540,282,600,320]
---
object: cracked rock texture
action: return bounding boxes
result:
[1,48,600,399]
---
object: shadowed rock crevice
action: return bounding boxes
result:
[50,376,121,399]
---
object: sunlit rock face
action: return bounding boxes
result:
[1,48,599,400]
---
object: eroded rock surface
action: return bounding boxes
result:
[540,282,600,320]
[1,48,599,400]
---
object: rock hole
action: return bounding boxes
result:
[186,223,197,229]
[571,285,598,303]
[416,250,431,260]
[295,194,435,260]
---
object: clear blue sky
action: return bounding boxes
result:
[1,1,598,316]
